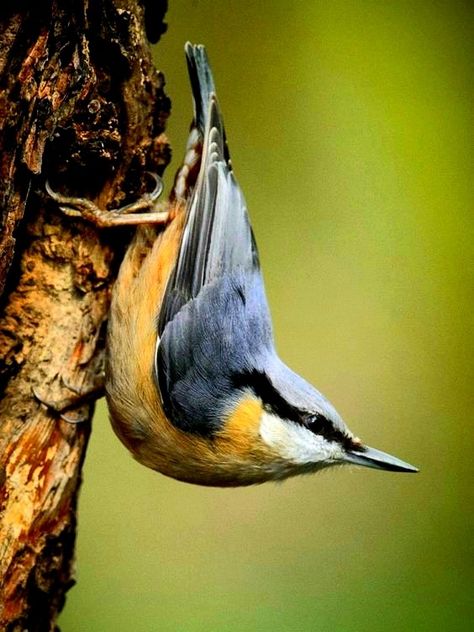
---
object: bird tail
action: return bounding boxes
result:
[158,43,258,336]
[172,43,229,201]
[185,42,216,139]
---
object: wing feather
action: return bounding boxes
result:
[155,44,273,436]
[158,45,259,335]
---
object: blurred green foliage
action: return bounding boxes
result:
[60,1,473,630]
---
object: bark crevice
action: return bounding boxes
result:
[0,1,169,628]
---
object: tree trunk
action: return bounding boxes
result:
[0,1,169,628]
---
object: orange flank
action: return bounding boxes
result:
[218,395,263,455]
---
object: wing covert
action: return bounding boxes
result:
[158,47,259,336]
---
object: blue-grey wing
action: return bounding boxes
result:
[156,44,270,436]
[157,271,274,435]
[158,45,259,335]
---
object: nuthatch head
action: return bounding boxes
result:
[104,43,418,486]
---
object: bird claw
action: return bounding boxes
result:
[45,173,170,227]
[60,373,105,399]
[113,172,164,214]
[59,406,91,425]
[32,375,105,425]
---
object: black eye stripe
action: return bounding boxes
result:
[232,370,354,449]
[232,369,300,422]
[302,412,354,449]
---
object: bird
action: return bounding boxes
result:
[49,43,418,486]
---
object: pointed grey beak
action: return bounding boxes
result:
[345,445,418,473]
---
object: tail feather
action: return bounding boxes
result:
[185,43,215,138]
[173,44,230,201]
[185,43,231,166]
[159,43,259,336]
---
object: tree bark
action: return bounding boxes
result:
[0,1,169,628]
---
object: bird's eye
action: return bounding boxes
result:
[302,412,355,450]
[304,412,327,428]
[304,412,340,439]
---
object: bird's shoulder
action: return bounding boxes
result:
[155,270,274,436]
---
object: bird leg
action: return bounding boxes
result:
[32,374,105,424]
[45,173,170,228]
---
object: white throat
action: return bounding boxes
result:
[259,411,345,466]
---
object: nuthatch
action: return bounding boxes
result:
[49,44,418,486]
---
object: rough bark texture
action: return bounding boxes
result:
[0,1,170,628]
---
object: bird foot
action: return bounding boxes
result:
[32,374,105,424]
[45,173,170,227]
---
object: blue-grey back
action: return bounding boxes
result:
[157,270,274,435]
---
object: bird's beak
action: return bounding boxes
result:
[344,445,418,473]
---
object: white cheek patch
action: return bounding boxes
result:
[259,411,343,465]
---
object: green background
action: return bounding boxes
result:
[60,1,473,630]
